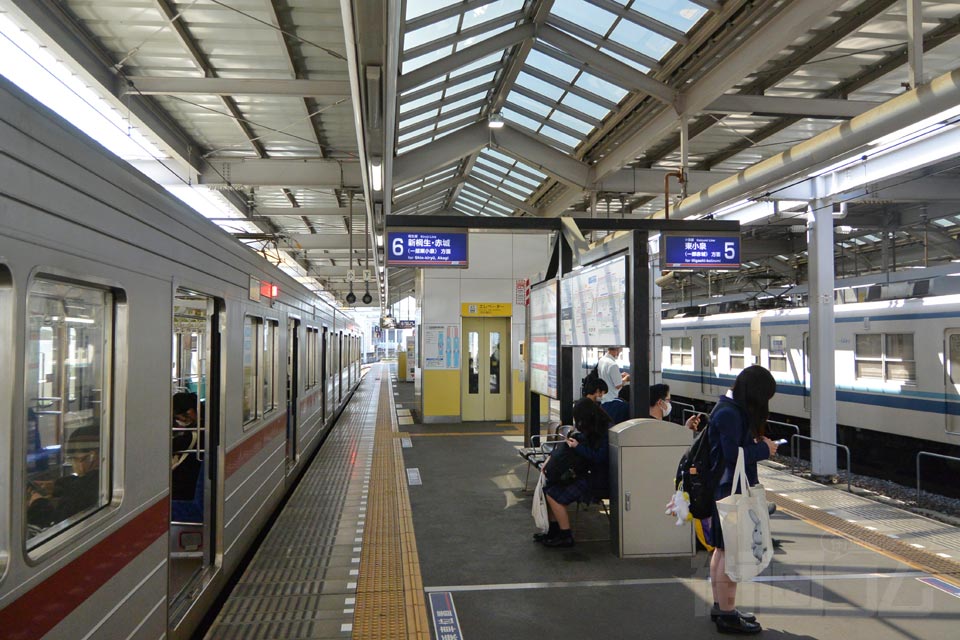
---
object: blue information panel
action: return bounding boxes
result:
[386,230,468,267]
[662,233,741,269]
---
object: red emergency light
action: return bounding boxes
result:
[260,282,279,299]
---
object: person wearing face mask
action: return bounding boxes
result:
[172,392,204,504]
[649,383,700,431]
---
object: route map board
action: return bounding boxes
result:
[530,280,558,398]
[560,256,627,347]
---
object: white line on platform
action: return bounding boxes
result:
[423,571,931,594]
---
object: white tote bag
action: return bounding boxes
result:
[716,447,773,582]
[532,471,549,533]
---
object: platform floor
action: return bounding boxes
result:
[204,364,960,638]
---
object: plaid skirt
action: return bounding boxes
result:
[544,476,589,506]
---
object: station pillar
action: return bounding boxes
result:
[807,198,838,476]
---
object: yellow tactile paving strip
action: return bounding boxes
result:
[769,492,960,588]
[353,371,430,639]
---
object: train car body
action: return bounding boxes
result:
[0,78,362,638]
[662,296,960,446]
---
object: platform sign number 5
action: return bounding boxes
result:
[392,236,405,257]
[724,241,736,260]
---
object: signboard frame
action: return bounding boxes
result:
[386,228,469,268]
[529,279,559,399]
[559,254,628,347]
[660,231,741,270]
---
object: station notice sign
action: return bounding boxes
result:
[386,229,468,267]
[662,233,741,270]
[461,302,512,317]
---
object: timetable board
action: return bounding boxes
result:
[560,256,627,347]
[529,280,558,399]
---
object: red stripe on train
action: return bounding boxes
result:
[225,415,286,478]
[0,498,169,640]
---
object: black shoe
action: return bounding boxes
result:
[533,523,560,542]
[711,604,756,623]
[772,538,783,549]
[715,613,761,634]
[541,531,574,547]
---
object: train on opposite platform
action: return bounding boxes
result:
[661,296,960,487]
[0,76,362,639]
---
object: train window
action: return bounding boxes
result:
[262,320,279,414]
[305,327,318,389]
[242,316,259,424]
[769,335,788,372]
[730,336,746,370]
[855,333,916,382]
[670,337,693,368]
[25,277,113,548]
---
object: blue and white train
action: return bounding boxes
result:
[662,295,960,447]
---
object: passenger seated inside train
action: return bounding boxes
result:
[27,425,101,530]
[602,384,630,425]
[172,392,204,513]
[649,383,701,431]
[534,398,612,548]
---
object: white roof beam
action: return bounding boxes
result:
[398,23,535,92]
[123,76,351,98]
[394,121,488,185]
[536,25,675,104]
[199,159,362,188]
[286,235,367,250]
[705,94,876,119]
[393,176,468,210]
[492,124,590,188]
[595,168,731,194]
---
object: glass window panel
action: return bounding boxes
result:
[399,108,440,130]
[550,0,617,35]
[500,107,543,132]
[403,46,453,74]
[950,334,960,384]
[855,334,882,358]
[446,71,497,95]
[548,110,595,134]
[574,71,629,102]
[856,361,883,379]
[451,52,503,77]
[26,278,110,546]
[507,92,552,117]
[526,49,579,82]
[401,90,444,113]
[404,16,460,51]
[489,331,501,394]
[515,71,565,101]
[538,125,580,148]
[262,321,278,413]
[459,23,512,50]
[631,0,707,31]
[609,18,676,61]
[886,361,916,382]
[885,334,914,360]
[468,331,480,394]
[560,92,612,120]
[440,91,486,114]
[462,0,523,29]
[406,0,460,20]
[730,356,745,370]
[603,47,652,73]
[243,316,258,423]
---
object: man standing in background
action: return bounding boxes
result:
[597,347,629,403]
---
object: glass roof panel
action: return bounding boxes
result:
[399,108,440,130]
[609,18,675,61]
[404,15,460,51]
[403,45,454,73]
[406,0,461,20]
[439,90,488,114]
[508,93,552,118]
[445,71,498,95]
[459,23,513,50]
[575,70,629,101]
[630,0,708,32]
[525,49,579,82]
[550,0,618,36]
[451,52,504,77]
[500,107,543,132]
[539,124,582,148]
[548,109,594,134]
[400,90,444,113]
[515,71,565,101]
[461,0,524,29]
[559,92,612,120]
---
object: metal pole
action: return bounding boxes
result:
[629,230,650,419]
[907,0,924,89]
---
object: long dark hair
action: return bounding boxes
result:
[731,365,777,437]
[572,398,611,446]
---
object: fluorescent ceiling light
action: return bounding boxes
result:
[371,159,383,191]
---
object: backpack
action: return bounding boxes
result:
[543,440,588,486]
[580,363,600,397]
[675,418,718,520]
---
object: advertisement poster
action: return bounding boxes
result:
[423,324,460,370]
[530,281,558,399]
[560,256,627,346]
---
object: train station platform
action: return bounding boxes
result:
[205,364,960,639]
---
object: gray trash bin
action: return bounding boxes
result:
[609,418,694,558]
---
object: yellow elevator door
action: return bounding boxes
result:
[461,317,509,421]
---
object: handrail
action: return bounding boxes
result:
[682,408,709,432]
[915,451,960,507]
[790,434,851,492]
[670,400,695,426]
[768,420,800,461]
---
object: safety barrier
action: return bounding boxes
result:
[915,451,960,507]
[790,434,851,493]
[767,420,800,460]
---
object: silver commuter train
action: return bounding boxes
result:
[0,76,362,638]
[662,296,960,446]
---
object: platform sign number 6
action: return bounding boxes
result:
[392,236,405,257]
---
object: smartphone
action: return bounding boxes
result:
[774,439,788,445]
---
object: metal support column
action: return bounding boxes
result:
[559,236,575,425]
[628,231,651,419]
[907,0,924,89]
[679,118,689,199]
[807,198,838,476]
[650,235,662,384]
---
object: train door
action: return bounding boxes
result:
[944,330,960,436]
[461,317,509,421]
[802,332,811,413]
[286,318,300,468]
[169,290,221,614]
[700,334,719,396]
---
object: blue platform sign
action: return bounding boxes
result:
[386,230,468,267]
[662,233,741,269]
